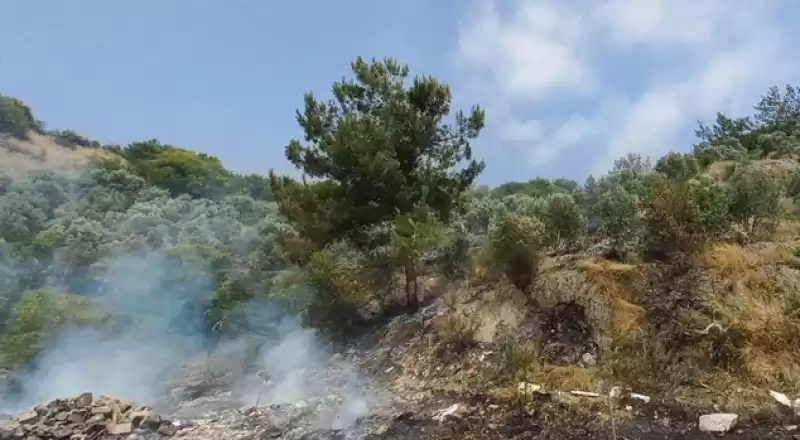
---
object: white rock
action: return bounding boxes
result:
[517,382,542,394]
[630,393,651,404]
[770,390,792,407]
[698,413,738,433]
[433,404,465,422]
[580,352,597,366]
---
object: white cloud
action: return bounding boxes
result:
[455,0,594,102]
[454,0,799,177]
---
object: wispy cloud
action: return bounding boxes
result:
[454,0,800,177]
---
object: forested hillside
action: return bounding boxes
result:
[1,58,800,438]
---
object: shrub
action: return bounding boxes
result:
[303,244,370,332]
[432,309,480,353]
[439,224,471,281]
[643,177,732,256]
[0,95,38,139]
[488,213,545,290]
[0,290,97,369]
[594,184,642,257]
[539,192,585,249]
[728,166,784,236]
[654,152,699,181]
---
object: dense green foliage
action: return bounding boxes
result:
[1,60,799,374]
[270,57,485,310]
[0,95,40,139]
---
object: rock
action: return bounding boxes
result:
[516,382,542,394]
[771,390,793,407]
[74,393,92,408]
[157,423,178,436]
[51,426,73,438]
[5,393,174,440]
[15,411,37,425]
[698,413,738,433]
[432,404,466,423]
[580,352,597,366]
[89,406,111,416]
[130,409,160,430]
[105,422,132,435]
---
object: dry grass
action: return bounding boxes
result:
[704,158,799,185]
[576,258,648,339]
[695,242,798,274]
[703,160,738,182]
[694,242,800,387]
[0,132,116,176]
[532,365,601,392]
[469,246,496,283]
[771,218,800,243]
[431,310,480,349]
[747,158,800,185]
[431,242,800,421]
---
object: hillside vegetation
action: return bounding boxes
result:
[1,60,800,436]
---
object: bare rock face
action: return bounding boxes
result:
[0,393,179,439]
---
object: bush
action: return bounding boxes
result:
[0,95,38,139]
[654,152,699,181]
[439,224,471,281]
[643,177,732,256]
[488,213,545,290]
[594,184,642,258]
[432,309,480,353]
[303,244,371,332]
[0,290,97,369]
[539,192,585,249]
[500,194,544,218]
[728,166,784,236]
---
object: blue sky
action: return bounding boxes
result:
[1,0,799,186]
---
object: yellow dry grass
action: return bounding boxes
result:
[696,242,800,387]
[577,258,647,338]
[695,242,797,274]
[772,218,800,243]
[703,160,738,182]
[532,365,601,392]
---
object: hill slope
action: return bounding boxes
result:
[0,132,115,176]
[1,75,800,440]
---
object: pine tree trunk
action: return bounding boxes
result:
[404,257,419,313]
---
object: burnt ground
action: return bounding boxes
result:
[6,281,798,439]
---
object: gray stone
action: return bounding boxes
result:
[15,411,37,425]
[105,422,132,435]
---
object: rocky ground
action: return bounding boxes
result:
[3,296,800,439]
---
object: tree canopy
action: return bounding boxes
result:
[270,57,485,251]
